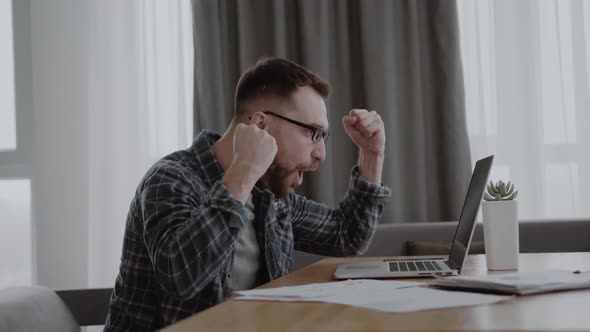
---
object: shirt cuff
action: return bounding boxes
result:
[206,180,255,228]
[348,165,392,205]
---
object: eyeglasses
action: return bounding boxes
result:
[263,111,330,143]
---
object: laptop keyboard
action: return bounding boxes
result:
[388,261,443,272]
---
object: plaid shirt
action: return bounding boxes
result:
[104,130,391,331]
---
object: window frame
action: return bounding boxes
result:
[0,0,33,178]
[0,0,35,286]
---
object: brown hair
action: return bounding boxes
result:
[234,57,330,115]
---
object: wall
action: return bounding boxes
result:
[28,0,90,289]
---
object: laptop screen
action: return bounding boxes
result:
[447,155,494,271]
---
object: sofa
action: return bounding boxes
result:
[292,218,590,271]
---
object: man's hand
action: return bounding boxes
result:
[342,109,385,184]
[342,109,385,155]
[223,123,277,204]
[232,123,277,179]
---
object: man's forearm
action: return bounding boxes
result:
[222,161,259,204]
[358,150,384,185]
[290,164,391,257]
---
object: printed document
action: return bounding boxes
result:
[234,279,510,313]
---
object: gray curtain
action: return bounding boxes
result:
[192,0,472,223]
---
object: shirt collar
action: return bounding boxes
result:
[191,129,225,188]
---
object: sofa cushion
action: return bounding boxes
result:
[405,240,485,256]
[291,219,590,271]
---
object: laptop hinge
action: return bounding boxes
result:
[446,259,460,271]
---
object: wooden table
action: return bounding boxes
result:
[162,253,590,331]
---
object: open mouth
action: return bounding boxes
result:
[294,166,319,186]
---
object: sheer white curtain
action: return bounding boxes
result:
[87,0,193,287]
[457,0,590,220]
[0,0,192,291]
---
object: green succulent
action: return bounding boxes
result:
[484,180,518,201]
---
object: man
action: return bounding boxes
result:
[104,57,391,331]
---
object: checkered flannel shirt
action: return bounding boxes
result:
[104,130,391,331]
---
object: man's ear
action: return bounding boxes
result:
[248,112,268,130]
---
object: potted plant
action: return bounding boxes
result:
[482,180,519,270]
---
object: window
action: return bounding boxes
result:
[0,0,33,288]
[457,0,590,220]
[0,0,16,151]
[0,179,32,286]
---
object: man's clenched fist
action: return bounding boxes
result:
[232,123,278,181]
[342,109,385,156]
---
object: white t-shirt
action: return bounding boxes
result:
[228,194,260,291]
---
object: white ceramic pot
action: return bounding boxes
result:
[482,200,519,270]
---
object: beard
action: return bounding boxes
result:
[263,159,319,199]
[264,163,297,199]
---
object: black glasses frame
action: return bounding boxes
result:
[263,111,330,143]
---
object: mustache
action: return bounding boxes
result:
[300,162,320,171]
[268,161,321,174]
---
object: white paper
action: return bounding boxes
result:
[236,279,424,299]
[234,279,511,313]
[334,287,510,313]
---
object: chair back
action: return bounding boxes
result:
[56,288,113,326]
[0,286,79,332]
[0,286,113,332]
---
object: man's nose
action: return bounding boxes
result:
[312,139,326,162]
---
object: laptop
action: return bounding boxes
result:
[334,155,494,279]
